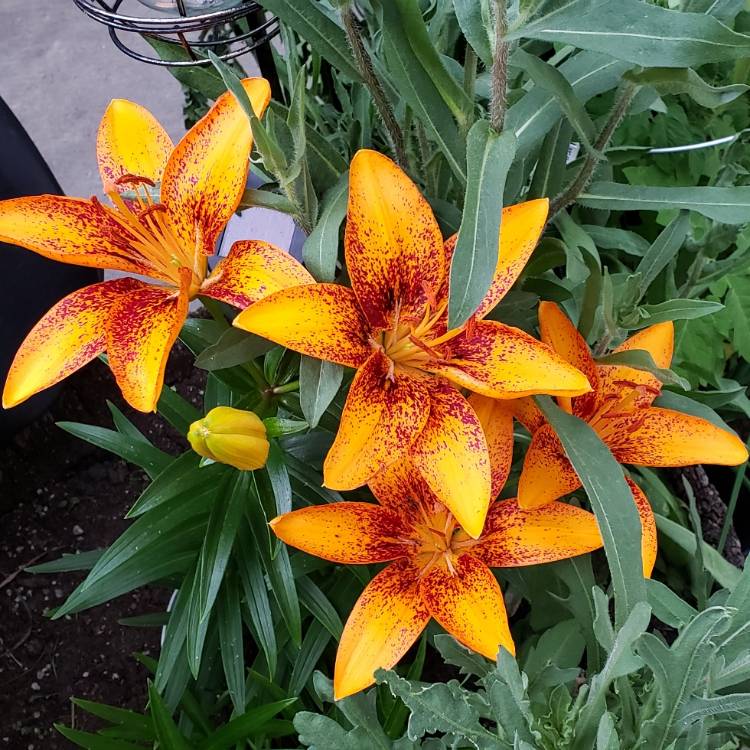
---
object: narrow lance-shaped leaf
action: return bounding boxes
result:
[633,213,690,302]
[302,172,348,282]
[299,357,344,429]
[453,0,493,68]
[534,396,646,626]
[595,350,690,390]
[449,123,517,328]
[508,0,750,68]
[625,67,749,108]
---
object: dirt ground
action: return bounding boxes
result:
[0,344,204,749]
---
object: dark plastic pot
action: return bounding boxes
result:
[0,97,101,439]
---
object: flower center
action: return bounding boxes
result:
[95,174,205,295]
[411,502,464,577]
[586,380,659,441]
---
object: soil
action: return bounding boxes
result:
[0,343,205,749]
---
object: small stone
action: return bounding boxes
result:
[30,682,40,691]
[72,525,84,536]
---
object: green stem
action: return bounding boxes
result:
[718,435,750,555]
[489,0,509,133]
[341,6,408,167]
[272,380,300,395]
[245,359,268,391]
[549,81,638,218]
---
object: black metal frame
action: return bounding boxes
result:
[71,0,280,67]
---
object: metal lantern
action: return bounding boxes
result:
[71,0,279,68]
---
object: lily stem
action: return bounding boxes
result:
[489,0,509,133]
[272,380,300,395]
[341,6,408,168]
[549,81,638,219]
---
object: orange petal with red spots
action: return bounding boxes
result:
[97,99,173,192]
[517,424,581,509]
[269,502,414,564]
[468,498,602,567]
[2,278,142,409]
[470,394,515,499]
[106,274,189,413]
[334,558,429,699]
[427,320,592,399]
[538,301,598,417]
[606,407,749,468]
[324,351,431,490]
[598,322,674,409]
[506,396,546,435]
[345,150,444,329]
[628,479,657,578]
[234,283,371,368]
[411,382,491,539]
[201,240,315,309]
[419,553,513,660]
[0,195,160,278]
[368,459,431,525]
[161,78,271,257]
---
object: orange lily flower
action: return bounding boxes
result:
[513,301,749,576]
[236,150,590,537]
[1,80,314,413]
[270,396,603,699]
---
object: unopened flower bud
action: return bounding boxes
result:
[188,406,269,471]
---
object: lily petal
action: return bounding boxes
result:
[506,396,546,435]
[368,459,430,526]
[269,503,414,564]
[97,99,173,191]
[324,351,431,490]
[628,479,657,578]
[346,150,444,329]
[598,322,674,409]
[605,407,749,467]
[2,278,141,409]
[427,320,592,399]
[161,78,271,257]
[234,283,371,368]
[419,553,513,660]
[334,558,429,699]
[468,498,602,567]
[470,394,515,499]
[201,240,315,309]
[106,272,190,412]
[0,196,160,278]
[475,199,549,318]
[411,382,491,539]
[538,301,598,417]
[517,424,581,509]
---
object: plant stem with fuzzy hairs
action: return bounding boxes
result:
[490,0,509,133]
[340,6,408,168]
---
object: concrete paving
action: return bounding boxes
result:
[1,1,192,198]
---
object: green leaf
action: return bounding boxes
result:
[263,417,309,438]
[633,212,690,300]
[579,182,750,223]
[56,422,171,480]
[157,386,201,436]
[218,572,246,714]
[646,578,699,628]
[54,725,147,750]
[453,0,493,68]
[582,225,650,256]
[265,543,302,647]
[715,274,750,360]
[289,620,332,696]
[302,172,348,282]
[382,2,467,182]
[194,327,273,371]
[534,396,645,625]
[629,299,725,328]
[28,549,103,574]
[448,123,516,328]
[198,700,298,750]
[299,357,344,429]
[148,681,193,750]
[509,0,750,67]
[625,66,749,107]
[239,188,297,214]
[298,577,343,639]
[255,0,361,81]
[72,699,153,737]
[594,349,690,390]
[512,48,597,154]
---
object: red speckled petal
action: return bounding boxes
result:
[538,301,599,417]
[2,278,142,409]
[468,498,602,567]
[598,322,675,409]
[470,394,515,499]
[324,351,431,491]
[368,459,433,526]
[233,282,371,368]
[506,396,546,435]
[605,407,749,467]
[345,150,444,329]
[517,423,581,509]
[106,273,189,413]
[334,558,429,699]
[97,99,173,191]
[269,502,414,564]
[0,195,160,278]
[427,320,592,399]
[419,553,513,660]
[628,479,657,578]
[161,78,271,256]
[201,240,315,309]
[411,382,491,539]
